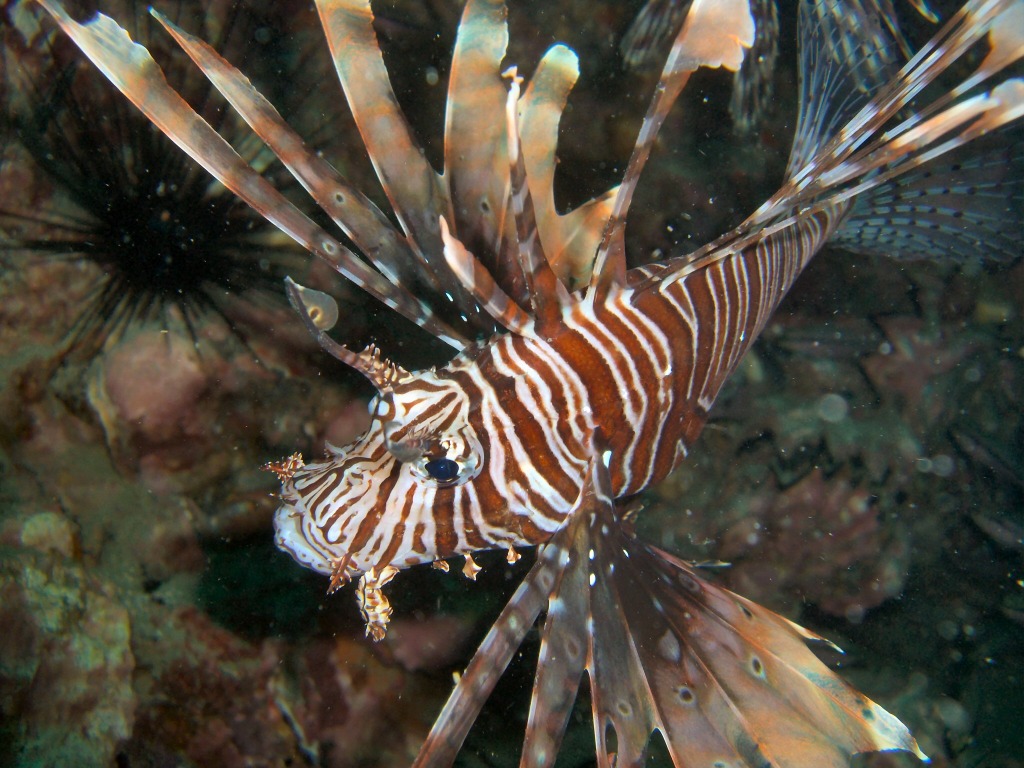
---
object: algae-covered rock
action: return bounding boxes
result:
[0,537,135,768]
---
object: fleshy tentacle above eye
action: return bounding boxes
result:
[285,278,410,392]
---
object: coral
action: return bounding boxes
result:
[88,329,215,479]
[265,635,439,767]
[861,315,979,428]
[0,516,135,768]
[0,385,439,766]
[716,468,909,621]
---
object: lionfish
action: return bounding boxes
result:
[38,0,1023,764]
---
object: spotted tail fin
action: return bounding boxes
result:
[832,123,1023,262]
[414,454,924,767]
[754,0,1024,230]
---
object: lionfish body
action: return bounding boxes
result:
[40,0,1024,765]
[283,233,812,578]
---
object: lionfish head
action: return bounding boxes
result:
[271,320,604,646]
[271,345,493,581]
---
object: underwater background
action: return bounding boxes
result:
[1,0,1021,766]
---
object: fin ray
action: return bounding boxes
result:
[443,0,512,271]
[589,0,756,300]
[787,0,904,174]
[36,0,469,349]
[644,0,1024,293]
[440,217,534,336]
[314,0,448,263]
[503,68,570,331]
[148,9,423,294]
[834,125,1024,261]
[414,450,925,765]
[519,45,618,291]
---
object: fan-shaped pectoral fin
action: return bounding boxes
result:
[524,452,927,768]
[412,451,624,768]
[520,450,670,768]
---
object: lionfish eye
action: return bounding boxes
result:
[370,395,395,421]
[424,457,460,484]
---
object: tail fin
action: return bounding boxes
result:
[414,454,925,767]
[766,0,1024,235]
[802,0,1024,264]
[832,123,1023,262]
[785,0,906,176]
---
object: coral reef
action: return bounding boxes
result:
[0,514,134,767]
[715,468,909,621]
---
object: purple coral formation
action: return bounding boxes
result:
[716,469,908,622]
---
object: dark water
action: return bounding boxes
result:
[0,1,1021,766]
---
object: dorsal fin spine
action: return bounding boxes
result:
[503,66,570,334]
[440,217,536,337]
[588,0,756,304]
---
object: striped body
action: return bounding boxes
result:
[276,208,834,576]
